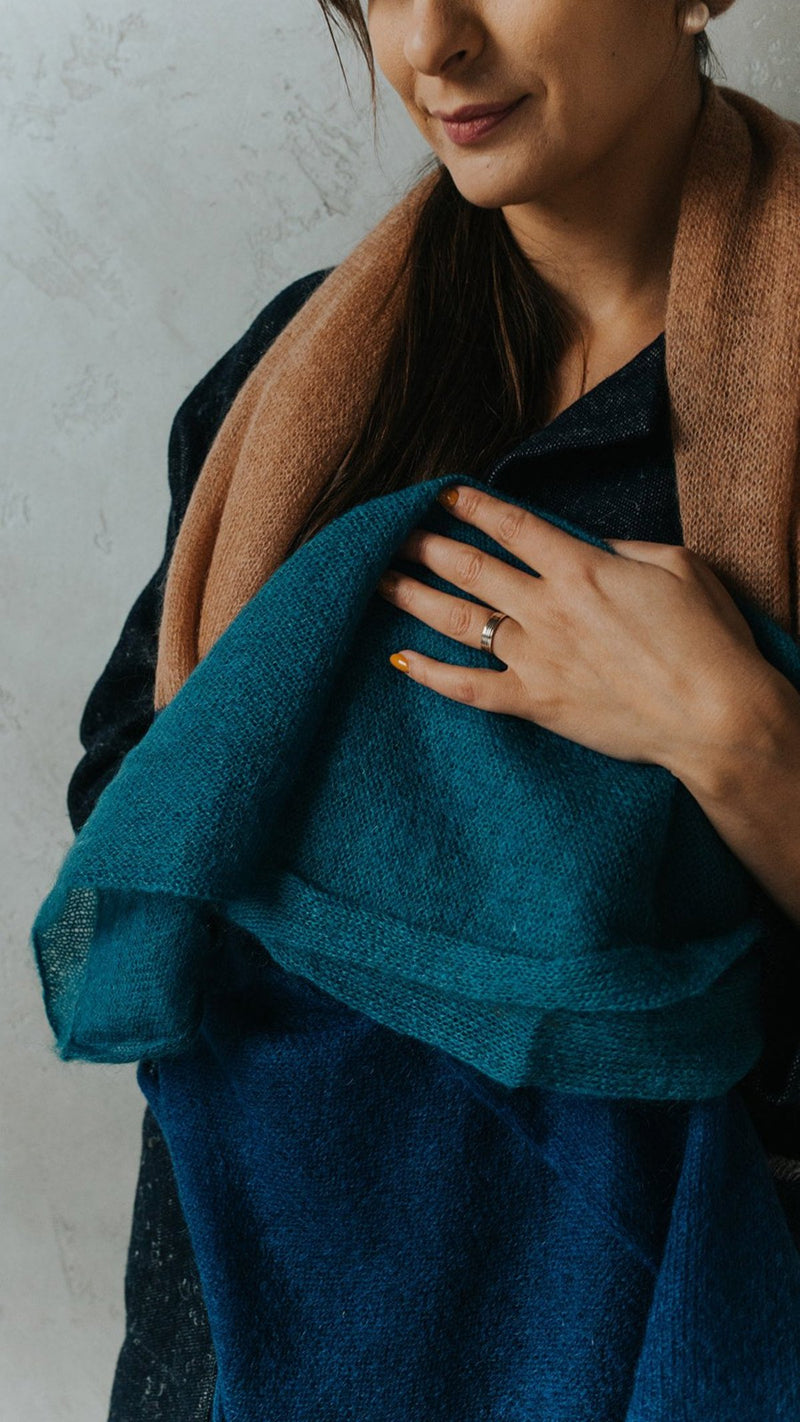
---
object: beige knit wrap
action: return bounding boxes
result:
[154,79,800,713]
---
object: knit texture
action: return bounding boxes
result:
[30,472,800,1098]
[153,78,800,712]
[132,922,800,1422]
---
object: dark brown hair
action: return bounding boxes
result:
[286,2,720,554]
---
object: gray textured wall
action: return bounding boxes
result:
[3,2,798,1417]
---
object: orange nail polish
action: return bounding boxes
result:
[438,486,459,508]
[390,653,409,672]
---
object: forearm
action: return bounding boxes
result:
[669,662,800,928]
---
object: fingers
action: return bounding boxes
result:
[435,482,604,579]
[604,538,704,576]
[377,567,519,662]
[395,526,535,624]
[386,646,521,715]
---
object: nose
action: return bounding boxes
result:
[403,0,483,77]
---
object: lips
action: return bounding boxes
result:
[434,96,526,147]
[432,99,524,123]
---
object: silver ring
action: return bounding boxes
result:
[480,610,509,653]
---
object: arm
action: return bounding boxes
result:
[67,267,332,832]
[69,268,332,1420]
[671,663,800,929]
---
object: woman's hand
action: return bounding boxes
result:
[376,482,775,774]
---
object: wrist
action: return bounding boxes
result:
[664,657,800,807]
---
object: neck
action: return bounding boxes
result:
[501,70,707,342]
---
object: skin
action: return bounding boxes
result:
[366,0,800,927]
[368,0,704,373]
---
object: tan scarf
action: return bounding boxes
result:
[154,78,800,713]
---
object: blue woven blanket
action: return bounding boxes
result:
[31,473,800,1098]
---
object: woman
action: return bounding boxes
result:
[49,0,800,1417]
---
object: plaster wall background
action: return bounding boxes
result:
[2,2,798,1417]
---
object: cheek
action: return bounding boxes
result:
[367,6,412,104]
[542,30,660,144]
[533,0,659,103]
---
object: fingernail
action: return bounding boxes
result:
[437,486,459,508]
[389,653,409,672]
[377,572,398,595]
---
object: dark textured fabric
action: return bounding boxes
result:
[107,1105,217,1421]
[59,275,798,1418]
[483,329,683,547]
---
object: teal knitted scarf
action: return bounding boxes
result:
[31,474,800,1098]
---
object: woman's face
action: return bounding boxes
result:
[366,0,699,211]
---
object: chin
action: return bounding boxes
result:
[442,164,544,213]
